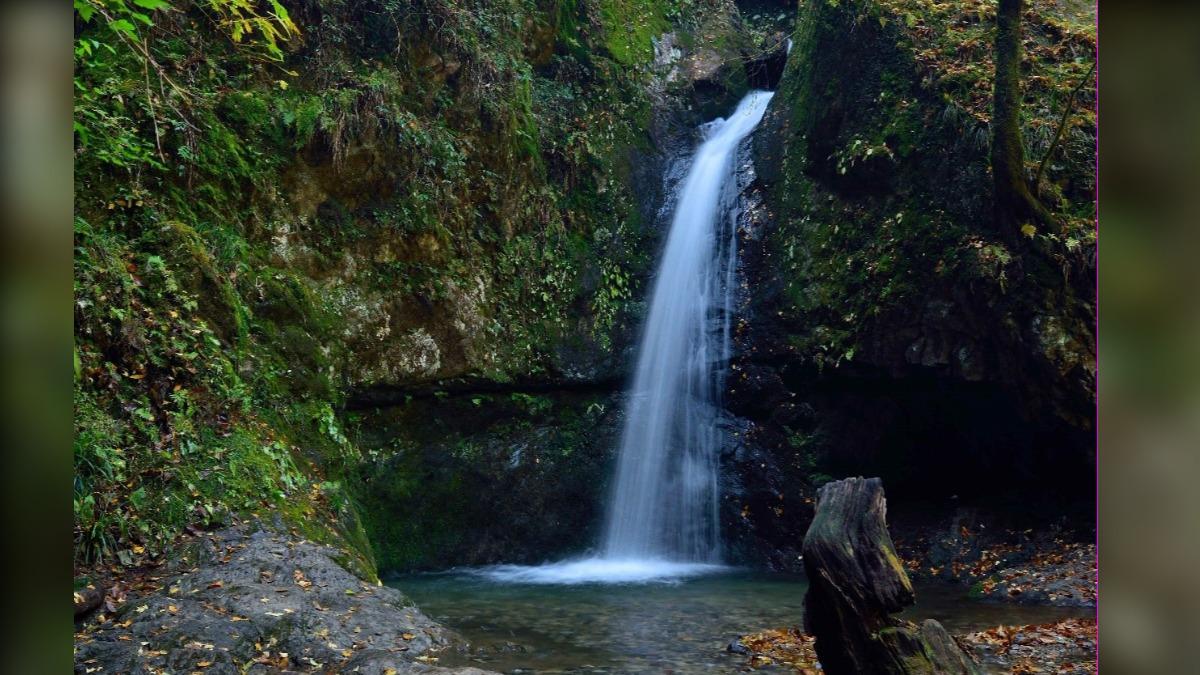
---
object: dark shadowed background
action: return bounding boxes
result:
[1098,2,1200,672]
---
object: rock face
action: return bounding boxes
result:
[74,527,496,674]
[71,0,777,585]
[351,390,624,572]
[802,477,979,674]
[721,0,1096,570]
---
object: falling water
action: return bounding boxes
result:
[479,91,774,584]
[603,90,775,561]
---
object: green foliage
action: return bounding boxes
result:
[72,212,352,565]
[597,0,670,64]
[509,392,554,416]
[209,0,299,60]
[350,391,615,572]
[73,0,299,178]
[762,0,1094,369]
[871,0,1096,227]
[72,0,690,572]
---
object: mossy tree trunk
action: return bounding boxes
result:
[802,477,980,674]
[992,0,1057,236]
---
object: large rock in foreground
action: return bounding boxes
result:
[74,527,494,674]
[802,477,979,674]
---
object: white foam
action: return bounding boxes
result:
[466,557,730,585]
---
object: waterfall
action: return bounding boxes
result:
[478,91,774,584]
[603,90,775,561]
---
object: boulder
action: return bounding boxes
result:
[73,527,497,674]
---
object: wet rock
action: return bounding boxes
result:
[960,618,1096,674]
[745,43,789,90]
[893,516,1096,608]
[730,0,1094,560]
[975,543,1096,608]
[353,391,623,572]
[74,583,104,619]
[73,527,497,674]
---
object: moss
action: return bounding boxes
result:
[597,0,670,64]
[758,0,1093,372]
[72,0,736,572]
[351,391,616,573]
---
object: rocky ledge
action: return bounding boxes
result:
[74,527,495,674]
[893,516,1096,608]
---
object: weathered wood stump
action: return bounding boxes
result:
[802,477,980,674]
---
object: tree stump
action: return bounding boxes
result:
[802,477,980,674]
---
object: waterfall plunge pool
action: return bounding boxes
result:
[462,557,730,585]
[380,93,1091,674]
[386,569,1091,673]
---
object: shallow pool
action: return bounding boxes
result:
[387,567,1091,673]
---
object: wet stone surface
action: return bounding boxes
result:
[894,518,1096,609]
[960,618,1097,675]
[74,527,496,674]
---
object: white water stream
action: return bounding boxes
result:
[481,91,775,584]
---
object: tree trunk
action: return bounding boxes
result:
[992,0,1057,235]
[802,477,980,674]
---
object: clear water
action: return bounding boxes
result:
[389,571,1091,673]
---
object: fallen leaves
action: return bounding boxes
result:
[960,618,1096,674]
[896,527,1095,608]
[103,583,128,613]
[734,627,819,673]
[250,649,290,669]
[75,530,444,674]
[293,569,312,589]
